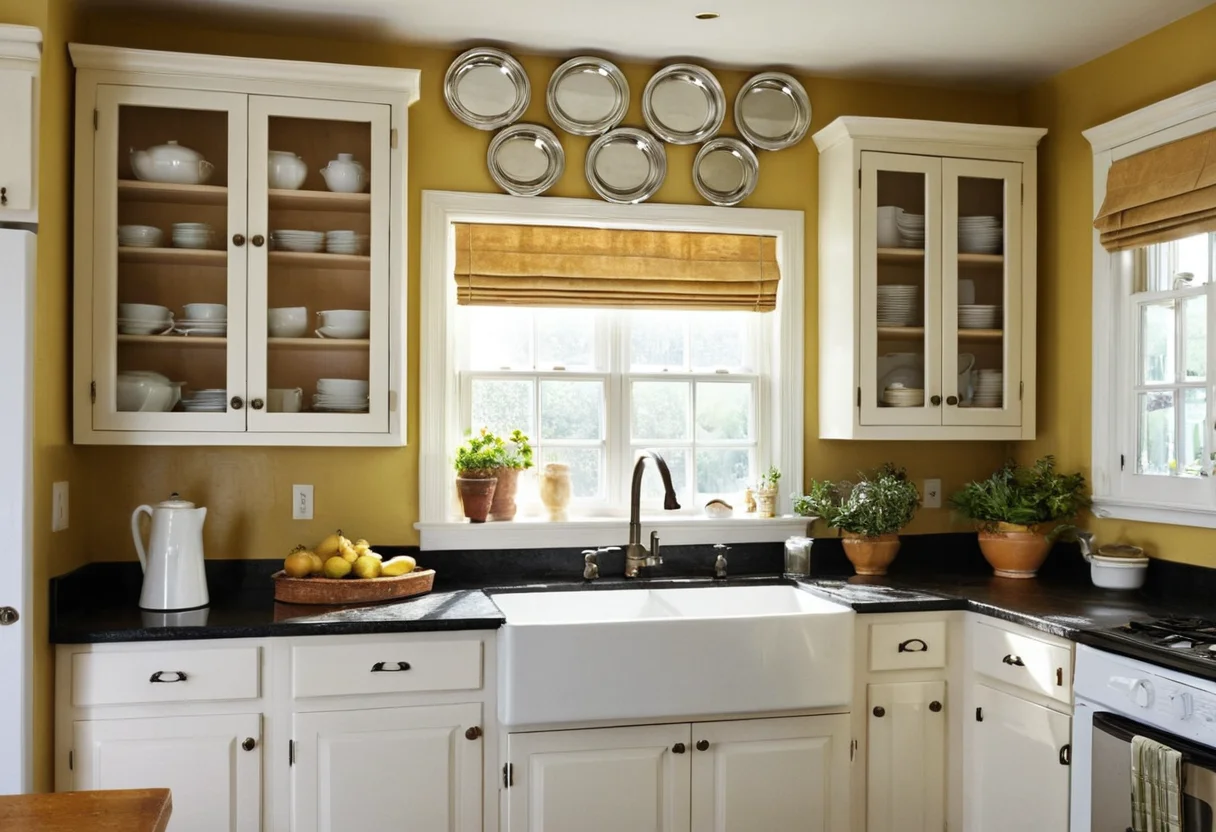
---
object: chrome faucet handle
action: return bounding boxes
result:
[713,543,730,578]
[582,550,600,581]
[598,546,621,555]
[649,531,663,565]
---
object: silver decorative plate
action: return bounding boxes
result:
[585,127,666,204]
[487,124,565,197]
[546,56,629,136]
[734,72,811,151]
[693,137,759,206]
[641,63,725,145]
[443,47,530,131]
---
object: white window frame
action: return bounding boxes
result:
[417,191,806,551]
[1086,79,1216,527]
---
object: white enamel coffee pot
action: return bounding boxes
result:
[131,493,209,611]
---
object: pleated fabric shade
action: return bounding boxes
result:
[1094,128,1216,251]
[453,223,780,311]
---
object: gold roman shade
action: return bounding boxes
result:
[1094,128,1216,251]
[453,223,780,311]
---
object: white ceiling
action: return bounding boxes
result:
[83,0,1213,87]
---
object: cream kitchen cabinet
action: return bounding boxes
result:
[813,117,1046,441]
[70,45,419,446]
[72,713,263,832]
[0,26,40,224]
[505,716,850,832]
[292,704,483,832]
[865,681,946,832]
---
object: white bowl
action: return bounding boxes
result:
[1090,556,1148,590]
[183,303,226,321]
[118,303,171,322]
[268,307,308,338]
[316,378,369,397]
[118,320,174,336]
[116,371,182,412]
[316,325,368,340]
[118,225,163,247]
[317,309,370,330]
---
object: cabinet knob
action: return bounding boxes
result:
[251,234,265,247]
[241,737,256,752]
[230,396,243,410]
[672,743,686,754]
[872,706,886,718]
[946,395,959,406]
[465,726,482,741]
[930,395,942,406]
[0,606,18,625]
[695,740,710,751]
[232,233,246,247]
[251,398,265,410]
[929,700,942,713]
[1,187,7,206]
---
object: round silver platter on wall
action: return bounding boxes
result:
[585,127,667,204]
[641,63,725,145]
[693,137,759,206]
[487,124,565,197]
[734,71,811,151]
[546,56,630,136]
[444,47,531,131]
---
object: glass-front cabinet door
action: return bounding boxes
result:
[245,96,391,433]
[941,159,1023,427]
[92,85,249,431]
[859,152,942,426]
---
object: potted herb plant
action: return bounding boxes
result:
[950,456,1088,579]
[756,466,781,518]
[488,429,534,521]
[453,429,503,523]
[795,464,921,575]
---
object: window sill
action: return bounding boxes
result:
[415,515,812,551]
[1092,497,1216,529]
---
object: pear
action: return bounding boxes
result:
[339,541,359,563]
[381,555,417,577]
[307,553,324,575]
[323,556,353,579]
[353,555,382,579]
[316,530,343,558]
[283,547,313,578]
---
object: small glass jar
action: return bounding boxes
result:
[784,536,812,579]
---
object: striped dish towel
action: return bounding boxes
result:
[1131,734,1183,832]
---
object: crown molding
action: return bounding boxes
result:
[1084,78,1216,152]
[813,115,1045,152]
[0,25,42,65]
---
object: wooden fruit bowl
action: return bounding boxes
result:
[272,568,435,605]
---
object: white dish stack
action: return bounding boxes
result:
[118,224,163,248]
[325,230,366,255]
[971,370,1003,408]
[313,378,369,413]
[176,303,227,337]
[271,230,325,253]
[172,223,213,250]
[882,383,925,408]
[181,389,228,413]
[117,303,173,336]
[877,285,921,326]
[958,215,1002,254]
[958,304,1001,329]
[895,211,925,248]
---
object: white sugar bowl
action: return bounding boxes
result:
[319,153,367,193]
[130,141,214,185]
[268,150,307,190]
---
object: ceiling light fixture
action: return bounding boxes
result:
[694,12,720,20]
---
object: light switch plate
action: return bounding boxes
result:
[52,481,69,531]
[293,484,314,520]
[923,478,942,509]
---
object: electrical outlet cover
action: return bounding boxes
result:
[293,484,314,520]
[923,478,942,509]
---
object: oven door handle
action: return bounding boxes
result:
[1094,710,1216,768]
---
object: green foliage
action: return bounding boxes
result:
[759,466,781,491]
[454,428,534,474]
[794,465,920,538]
[949,456,1088,536]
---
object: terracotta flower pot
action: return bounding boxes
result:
[977,523,1051,579]
[842,533,901,576]
[488,467,520,521]
[456,475,497,524]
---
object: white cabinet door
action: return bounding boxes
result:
[292,703,482,832]
[691,715,851,832]
[866,681,946,832]
[508,723,692,832]
[0,68,35,214]
[72,713,261,832]
[967,684,1070,832]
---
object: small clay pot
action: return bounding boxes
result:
[978,523,1051,579]
[842,533,901,576]
[456,476,497,524]
[488,467,520,521]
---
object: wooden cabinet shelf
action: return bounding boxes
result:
[117,179,228,205]
[877,247,1004,267]
[118,334,226,348]
[268,251,370,269]
[877,326,1004,343]
[119,246,226,265]
[268,188,370,211]
[268,337,370,350]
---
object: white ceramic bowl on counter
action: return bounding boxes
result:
[268,307,308,338]
[268,150,307,190]
[118,225,163,248]
[130,141,214,185]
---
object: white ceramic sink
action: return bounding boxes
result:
[493,585,855,726]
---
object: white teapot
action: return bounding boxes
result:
[130,141,214,185]
[319,153,367,193]
[116,371,183,413]
[268,150,307,190]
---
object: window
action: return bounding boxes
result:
[459,306,763,513]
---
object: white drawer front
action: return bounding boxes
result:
[292,637,483,699]
[72,647,261,707]
[970,620,1071,704]
[869,620,947,671]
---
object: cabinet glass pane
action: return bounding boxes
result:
[115,104,230,415]
[954,175,1008,410]
[874,169,928,411]
[263,115,372,415]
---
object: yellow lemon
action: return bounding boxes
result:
[381,555,417,577]
[323,556,353,579]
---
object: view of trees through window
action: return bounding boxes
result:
[461,306,762,512]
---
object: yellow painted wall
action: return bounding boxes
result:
[0,0,83,792]
[1018,3,1216,566]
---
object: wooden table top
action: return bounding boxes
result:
[0,788,172,832]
